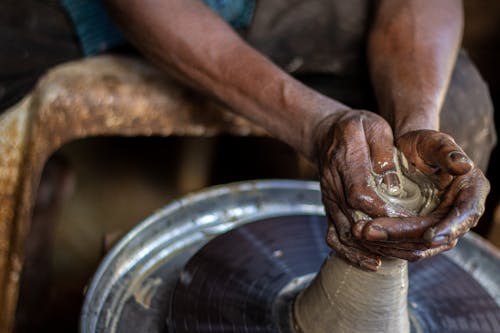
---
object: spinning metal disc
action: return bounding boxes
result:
[170,215,328,333]
[80,180,500,333]
[170,215,500,333]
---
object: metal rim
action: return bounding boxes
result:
[80,180,324,332]
[80,179,500,333]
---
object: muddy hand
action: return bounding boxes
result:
[316,110,411,271]
[354,130,490,261]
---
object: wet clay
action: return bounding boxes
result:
[376,149,439,215]
[294,256,409,333]
[355,149,439,222]
[294,149,440,333]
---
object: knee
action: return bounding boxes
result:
[440,50,497,172]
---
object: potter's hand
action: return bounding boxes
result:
[316,110,411,271]
[355,130,490,261]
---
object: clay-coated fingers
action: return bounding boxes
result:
[398,131,473,176]
[352,175,464,242]
[326,204,381,271]
[353,215,440,242]
[365,240,431,251]
[426,169,490,246]
[364,122,402,196]
[417,132,472,175]
[340,169,397,218]
[352,183,462,242]
[338,149,407,218]
[327,226,381,271]
[322,193,354,243]
[363,240,457,261]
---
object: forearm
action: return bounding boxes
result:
[368,0,463,137]
[104,0,347,159]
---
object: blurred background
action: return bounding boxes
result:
[9,0,500,332]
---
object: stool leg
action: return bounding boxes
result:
[14,155,74,332]
[176,138,216,194]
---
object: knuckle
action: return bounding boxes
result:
[347,187,375,211]
[337,112,360,125]
[326,227,348,249]
[435,132,456,147]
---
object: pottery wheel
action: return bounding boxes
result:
[170,215,500,333]
[80,180,500,333]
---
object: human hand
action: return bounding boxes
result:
[315,110,412,271]
[353,130,490,261]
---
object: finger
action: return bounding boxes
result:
[351,219,369,239]
[363,240,456,261]
[326,203,381,271]
[337,122,408,218]
[322,195,353,242]
[355,215,440,241]
[427,169,490,246]
[364,240,431,251]
[411,131,473,175]
[353,174,467,242]
[327,226,381,271]
[364,123,401,193]
[362,243,423,261]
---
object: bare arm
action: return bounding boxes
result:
[104,0,347,160]
[103,0,487,269]
[359,0,490,259]
[104,0,415,270]
[368,0,463,137]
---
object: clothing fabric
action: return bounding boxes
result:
[60,0,256,55]
[59,0,126,55]
[202,0,256,29]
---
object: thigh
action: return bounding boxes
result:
[440,51,497,172]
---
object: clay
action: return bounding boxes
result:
[294,256,409,333]
[354,149,439,223]
[294,149,440,333]
[374,149,439,216]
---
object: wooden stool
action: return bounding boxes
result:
[0,55,265,332]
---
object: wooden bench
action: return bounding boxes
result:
[0,55,265,331]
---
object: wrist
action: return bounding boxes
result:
[385,100,440,138]
[285,83,348,160]
[309,109,351,163]
[394,115,439,138]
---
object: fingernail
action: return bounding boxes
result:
[382,172,401,196]
[449,151,471,165]
[366,225,388,241]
